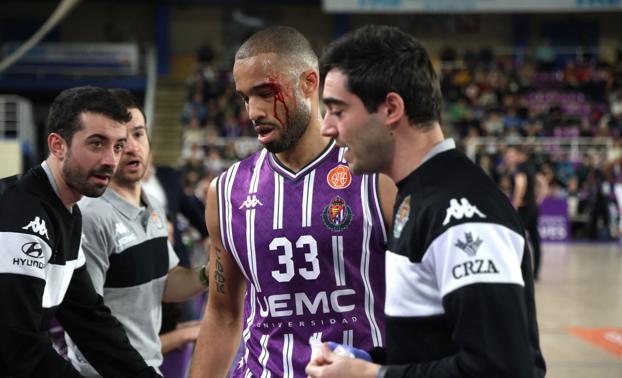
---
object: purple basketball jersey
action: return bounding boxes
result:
[217,141,387,377]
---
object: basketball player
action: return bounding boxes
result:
[190,26,396,377]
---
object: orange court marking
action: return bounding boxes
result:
[568,327,622,358]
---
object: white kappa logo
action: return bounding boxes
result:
[115,222,130,235]
[442,198,486,226]
[239,195,263,210]
[22,216,49,240]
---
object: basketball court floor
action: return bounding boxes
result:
[536,242,622,378]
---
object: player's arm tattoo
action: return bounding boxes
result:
[214,247,225,294]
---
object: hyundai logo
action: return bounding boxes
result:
[21,241,44,259]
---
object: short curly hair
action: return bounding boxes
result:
[46,86,131,145]
[320,25,442,127]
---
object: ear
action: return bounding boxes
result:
[48,133,67,160]
[384,92,405,129]
[299,69,319,97]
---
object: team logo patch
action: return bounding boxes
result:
[151,211,164,229]
[327,165,351,189]
[393,195,411,239]
[455,232,483,257]
[322,196,353,231]
[451,231,497,280]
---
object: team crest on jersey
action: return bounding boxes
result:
[393,195,411,239]
[151,211,164,229]
[327,165,351,189]
[322,196,352,231]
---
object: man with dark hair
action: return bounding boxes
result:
[307,25,546,378]
[0,86,161,377]
[191,26,396,378]
[65,88,209,377]
[504,145,544,280]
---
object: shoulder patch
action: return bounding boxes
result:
[429,222,525,298]
[150,211,164,229]
[455,232,483,257]
[393,195,411,239]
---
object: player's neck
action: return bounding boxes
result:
[110,179,142,207]
[46,157,82,209]
[274,117,330,173]
[390,122,445,183]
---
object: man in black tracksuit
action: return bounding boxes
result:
[307,25,546,377]
[505,145,542,280]
[0,86,161,378]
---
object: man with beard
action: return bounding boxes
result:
[190,26,396,378]
[65,89,209,377]
[0,86,161,377]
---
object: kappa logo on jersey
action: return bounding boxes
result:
[22,216,49,240]
[239,194,263,210]
[21,241,44,259]
[442,198,486,226]
[393,195,411,239]
[455,232,483,257]
[114,222,137,248]
[322,196,353,231]
[327,165,352,189]
[115,222,129,235]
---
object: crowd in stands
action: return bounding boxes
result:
[175,44,622,241]
[440,45,622,240]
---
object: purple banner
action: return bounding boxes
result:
[538,197,570,241]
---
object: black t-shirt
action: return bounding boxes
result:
[515,160,538,216]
